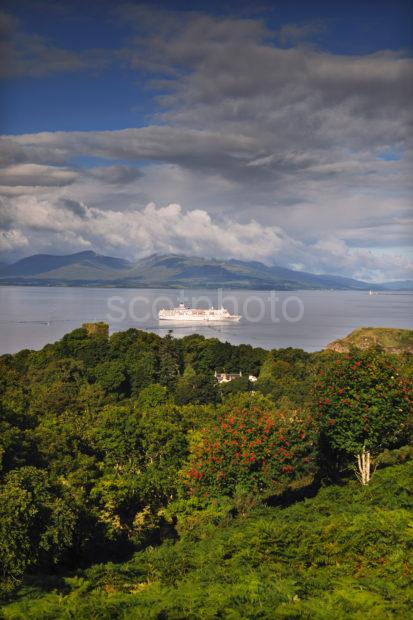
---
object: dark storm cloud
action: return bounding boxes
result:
[0,127,259,180]
[88,165,143,184]
[60,198,88,219]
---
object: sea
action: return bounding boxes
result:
[0,286,412,355]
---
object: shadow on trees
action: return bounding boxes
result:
[265,477,321,509]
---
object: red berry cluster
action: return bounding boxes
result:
[185,401,317,497]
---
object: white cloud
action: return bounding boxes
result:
[0,228,29,253]
[1,192,412,280]
[0,6,412,280]
[0,163,77,187]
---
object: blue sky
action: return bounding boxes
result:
[0,0,412,281]
[2,0,412,134]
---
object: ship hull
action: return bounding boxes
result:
[158,304,241,322]
[159,315,241,322]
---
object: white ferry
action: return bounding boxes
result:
[158,303,241,322]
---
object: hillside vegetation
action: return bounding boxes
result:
[1,460,412,619]
[0,326,412,618]
[328,327,413,354]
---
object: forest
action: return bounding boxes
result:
[0,324,412,619]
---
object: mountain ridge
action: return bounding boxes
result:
[0,251,412,290]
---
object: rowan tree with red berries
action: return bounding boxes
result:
[185,393,318,498]
[314,348,412,484]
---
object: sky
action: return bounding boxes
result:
[0,0,412,282]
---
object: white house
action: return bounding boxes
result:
[214,371,257,384]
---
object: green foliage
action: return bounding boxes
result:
[138,405,189,505]
[379,443,413,467]
[86,402,188,546]
[136,384,169,409]
[255,348,315,406]
[0,467,76,594]
[92,404,141,469]
[30,357,86,386]
[158,334,182,390]
[174,368,218,405]
[55,327,109,367]
[2,462,412,618]
[125,349,158,396]
[180,335,265,376]
[0,325,412,614]
[314,348,412,469]
[93,360,127,396]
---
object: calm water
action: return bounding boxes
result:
[0,286,412,355]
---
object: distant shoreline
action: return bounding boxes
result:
[1,283,412,292]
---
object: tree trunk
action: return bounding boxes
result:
[356,447,371,485]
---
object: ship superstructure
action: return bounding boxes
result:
[158,303,241,322]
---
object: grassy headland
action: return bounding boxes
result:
[328,327,413,354]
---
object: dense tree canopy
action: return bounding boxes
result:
[0,325,411,600]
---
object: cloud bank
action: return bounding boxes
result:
[0,5,412,281]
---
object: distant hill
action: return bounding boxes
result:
[4,251,131,278]
[380,280,413,291]
[0,251,412,290]
[327,327,413,354]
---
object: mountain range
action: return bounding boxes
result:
[0,251,412,290]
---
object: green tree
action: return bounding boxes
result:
[89,405,143,543]
[30,381,80,417]
[56,327,109,366]
[31,357,86,386]
[125,349,158,396]
[90,402,188,546]
[175,368,218,405]
[0,360,34,473]
[138,405,189,505]
[237,343,266,376]
[256,351,314,406]
[158,334,182,390]
[0,413,37,474]
[28,357,88,417]
[0,467,76,593]
[108,329,160,360]
[92,404,141,470]
[314,348,412,484]
[136,384,169,410]
[93,360,127,397]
